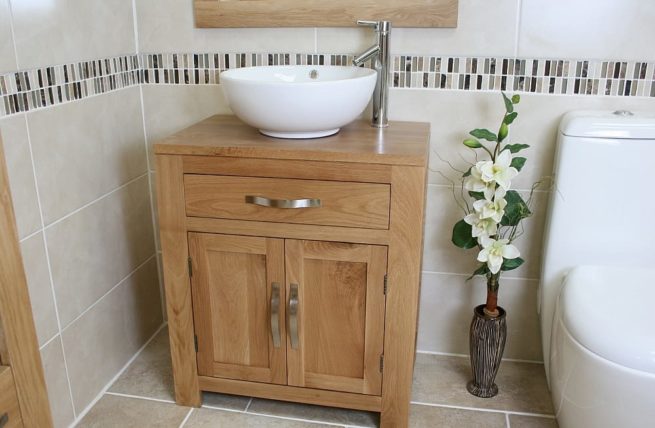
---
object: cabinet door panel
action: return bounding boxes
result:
[189,233,286,384]
[286,240,386,395]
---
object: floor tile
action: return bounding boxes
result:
[248,398,378,427]
[410,404,506,428]
[412,353,554,415]
[77,394,189,428]
[202,391,251,411]
[184,407,335,427]
[509,414,559,428]
[108,328,174,401]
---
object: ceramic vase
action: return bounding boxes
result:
[466,304,507,398]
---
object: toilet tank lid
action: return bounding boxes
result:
[560,265,655,375]
[560,110,655,139]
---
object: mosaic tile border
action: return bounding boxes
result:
[2,52,655,117]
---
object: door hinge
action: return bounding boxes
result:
[383,274,388,295]
[379,354,384,372]
[188,257,193,277]
[194,335,198,352]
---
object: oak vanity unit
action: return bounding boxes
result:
[155,115,429,427]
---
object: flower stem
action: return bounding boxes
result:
[485,273,500,317]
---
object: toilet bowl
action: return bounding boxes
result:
[540,111,655,428]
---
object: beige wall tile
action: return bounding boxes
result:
[142,84,231,166]
[410,403,506,428]
[11,0,136,70]
[412,353,553,414]
[135,0,314,53]
[40,337,75,428]
[0,0,17,73]
[77,394,189,428]
[47,176,155,327]
[28,87,147,224]
[417,272,542,361]
[519,0,655,61]
[20,232,58,345]
[62,258,162,414]
[0,114,41,239]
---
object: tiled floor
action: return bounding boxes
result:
[76,327,558,427]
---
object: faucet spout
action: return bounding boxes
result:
[353,20,391,128]
[352,45,380,67]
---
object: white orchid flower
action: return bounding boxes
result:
[477,236,521,274]
[464,162,496,200]
[464,212,498,238]
[480,150,518,190]
[473,188,507,223]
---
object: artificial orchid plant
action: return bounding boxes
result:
[451,92,534,317]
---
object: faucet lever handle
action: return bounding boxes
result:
[356,20,391,32]
[357,19,379,28]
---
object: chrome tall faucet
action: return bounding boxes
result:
[352,20,391,128]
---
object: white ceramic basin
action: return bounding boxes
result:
[220,65,377,139]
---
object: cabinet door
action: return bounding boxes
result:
[285,240,387,395]
[189,233,286,384]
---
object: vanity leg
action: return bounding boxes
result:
[380,166,426,428]
[157,155,202,407]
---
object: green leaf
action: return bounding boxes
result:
[503,112,518,125]
[501,92,514,113]
[511,94,521,104]
[510,156,527,171]
[468,191,486,200]
[501,190,532,226]
[452,219,477,249]
[463,138,483,149]
[501,257,524,272]
[503,143,530,154]
[470,128,497,142]
[467,264,490,280]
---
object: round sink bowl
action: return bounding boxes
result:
[220,65,376,139]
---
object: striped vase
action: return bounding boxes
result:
[466,304,507,398]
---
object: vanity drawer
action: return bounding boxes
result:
[0,367,22,428]
[184,175,390,229]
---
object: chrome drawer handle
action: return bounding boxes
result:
[0,413,8,428]
[270,282,281,348]
[245,195,321,209]
[288,283,299,349]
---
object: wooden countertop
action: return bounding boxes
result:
[154,115,430,166]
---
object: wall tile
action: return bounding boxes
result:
[519,0,655,61]
[20,232,58,345]
[28,87,147,224]
[0,0,16,73]
[40,337,75,428]
[142,84,231,165]
[417,272,542,361]
[11,0,136,70]
[0,114,41,238]
[46,176,155,327]
[135,0,314,53]
[62,258,162,414]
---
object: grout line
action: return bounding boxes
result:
[43,171,148,229]
[244,410,348,427]
[18,225,42,243]
[244,397,253,412]
[420,269,539,282]
[410,401,556,418]
[21,112,77,418]
[60,254,157,332]
[179,408,194,428]
[415,349,544,364]
[38,331,60,351]
[69,322,167,427]
[426,182,550,194]
[506,412,512,428]
[201,404,246,414]
[6,0,20,70]
[105,391,175,405]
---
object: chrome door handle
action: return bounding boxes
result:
[270,282,281,348]
[0,413,8,428]
[288,283,299,349]
[245,195,321,209]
